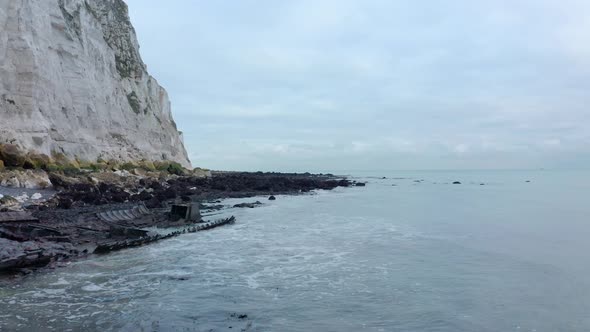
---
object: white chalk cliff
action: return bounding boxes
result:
[0,0,191,167]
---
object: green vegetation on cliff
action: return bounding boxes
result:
[0,144,196,176]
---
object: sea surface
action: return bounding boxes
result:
[1,170,590,331]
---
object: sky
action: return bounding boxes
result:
[126,0,590,172]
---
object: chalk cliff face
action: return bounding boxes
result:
[0,0,191,167]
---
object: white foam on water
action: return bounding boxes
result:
[81,283,103,292]
[64,314,91,321]
[50,277,70,286]
[245,275,260,289]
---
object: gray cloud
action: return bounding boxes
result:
[127,0,590,171]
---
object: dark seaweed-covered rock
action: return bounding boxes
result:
[156,187,177,201]
[233,201,263,208]
[145,197,163,209]
[268,195,276,201]
[57,196,74,209]
[39,171,353,209]
[130,190,153,202]
[453,181,462,185]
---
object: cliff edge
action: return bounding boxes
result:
[0,0,191,167]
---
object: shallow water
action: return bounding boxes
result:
[1,170,590,331]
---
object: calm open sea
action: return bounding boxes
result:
[1,170,589,331]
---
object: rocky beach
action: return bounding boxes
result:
[0,164,352,275]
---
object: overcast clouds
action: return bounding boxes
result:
[126,0,590,171]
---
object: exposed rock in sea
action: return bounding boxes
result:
[0,0,190,167]
[233,201,263,209]
[453,181,462,185]
[268,195,276,201]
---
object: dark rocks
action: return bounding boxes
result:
[43,171,353,209]
[109,190,130,203]
[131,190,153,202]
[145,197,162,209]
[355,182,366,187]
[233,201,263,209]
[57,196,74,209]
[337,179,350,187]
[268,195,276,201]
[0,238,74,271]
[230,313,249,320]
[201,172,352,196]
[453,181,462,185]
[1,171,353,274]
[229,313,249,320]
[157,187,177,201]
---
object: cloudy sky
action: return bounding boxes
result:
[126,0,590,172]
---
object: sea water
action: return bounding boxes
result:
[1,170,589,331]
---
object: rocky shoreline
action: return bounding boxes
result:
[0,169,353,275]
